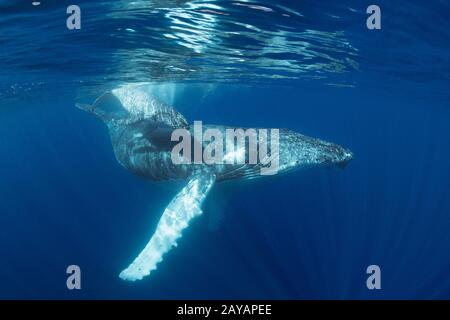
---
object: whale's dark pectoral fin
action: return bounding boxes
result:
[139,124,183,151]
[119,173,216,281]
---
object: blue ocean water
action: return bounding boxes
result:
[0,0,449,299]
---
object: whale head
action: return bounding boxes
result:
[277,130,353,173]
[303,136,353,169]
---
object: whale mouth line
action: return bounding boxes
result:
[336,151,353,169]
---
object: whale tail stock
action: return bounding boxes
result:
[76,84,189,128]
[76,92,130,121]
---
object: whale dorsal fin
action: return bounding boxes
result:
[111,84,188,128]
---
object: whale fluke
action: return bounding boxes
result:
[119,173,216,281]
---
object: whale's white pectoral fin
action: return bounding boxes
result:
[119,173,216,281]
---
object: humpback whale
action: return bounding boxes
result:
[76,84,353,281]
